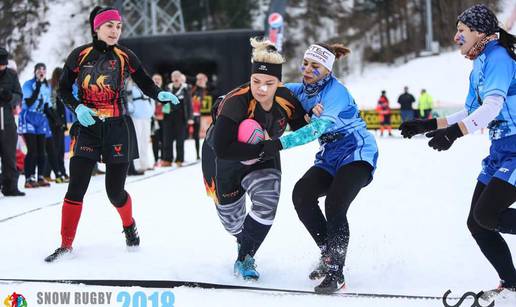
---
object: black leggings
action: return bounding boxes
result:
[152,120,163,163]
[23,134,46,179]
[193,116,201,158]
[467,178,516,285]
[43,136,62,178]
[292,161,372,268]
[65,156,129,206]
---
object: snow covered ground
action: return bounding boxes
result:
[1,134,515,306]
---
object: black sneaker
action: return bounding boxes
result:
[123,220,140,247]
[2,189,25,196]
[44,247,72,262]
[314,271,346,294]
[309,255,331,280]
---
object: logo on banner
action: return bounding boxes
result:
[268,12,283,28]
[268,12,284,52]
[4,292,27,307]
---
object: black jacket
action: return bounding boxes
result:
[169,84,192,123]
[0,68,22,126]
[59,39,162,116]
[397,92,415,110]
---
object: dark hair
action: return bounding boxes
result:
[498,28,516,61]
[314,42,351,60]
[89,6,117,38]
[50,67,63,89]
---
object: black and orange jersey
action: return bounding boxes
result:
[207,82,307,161]
[215,82,307,138]
[59,39,161,117]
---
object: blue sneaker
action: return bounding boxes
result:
[234,255,260,280]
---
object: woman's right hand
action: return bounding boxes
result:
[312,103,323,117]
[75,104,96,127]
[264,130,271,140]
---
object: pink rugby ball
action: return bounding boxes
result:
[237,119,265,165]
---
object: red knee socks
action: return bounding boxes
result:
[61,199,83,248]
[115,193,134,227]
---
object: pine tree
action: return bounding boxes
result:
[0,0,49,71]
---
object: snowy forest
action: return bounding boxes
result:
[0,0,504,74]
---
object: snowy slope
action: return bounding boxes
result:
[343,0,516,110]
[343,51,471,109]
[1,135,515,306]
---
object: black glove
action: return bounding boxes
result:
[399,118,437,138]
[260,139,283,159]
[425,123,463,151]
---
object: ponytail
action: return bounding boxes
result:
[314,42,351,60]
[498,28,516,61]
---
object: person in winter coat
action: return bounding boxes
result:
[43,67,68,183]
[19,63,52,188]
[127,78,154,172]
[397,86,416,122]
[376,90,392,136]
[0,48,25,196]
[418,89,433,119]
[151,73,164,166]
[162,70,192,167]
[190,73,209,160]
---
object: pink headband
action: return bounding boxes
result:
[93,9,122,30]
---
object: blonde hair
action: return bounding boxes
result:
[250,37,285,64]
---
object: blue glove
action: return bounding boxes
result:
[75,104,96,127]
[158,91,180,105]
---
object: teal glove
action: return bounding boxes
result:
[75,104,96,127]
[158,91,180,105]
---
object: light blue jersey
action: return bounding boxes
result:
[18,78,52,136]
[285,77,367,135]
[22,78,52,112]
[284,76,378,177]
[465,40,516,140]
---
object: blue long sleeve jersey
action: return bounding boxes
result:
[279,76,368,149]
[464,40,516,140]
[22,78,52,112]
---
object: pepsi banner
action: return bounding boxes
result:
[265,0,287,52]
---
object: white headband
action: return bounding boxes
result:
[303,44,335,71]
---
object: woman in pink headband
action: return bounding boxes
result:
[44,6,179,262]
[92,7,123,46]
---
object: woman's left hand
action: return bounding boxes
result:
[425,123,464,151]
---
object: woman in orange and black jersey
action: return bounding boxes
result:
[44,6,179,262]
